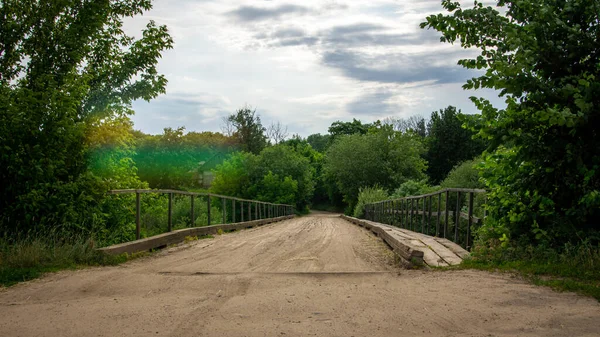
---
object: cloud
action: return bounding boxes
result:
[227,4,311,22]
[322,49,474,85]
[131,93,231,134]
[346,90,401,116]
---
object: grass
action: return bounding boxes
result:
[452,241,600,301]
[0,230,223,288]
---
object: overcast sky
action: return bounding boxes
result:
[126,0,504,137]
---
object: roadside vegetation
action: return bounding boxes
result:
[1,0,599,300]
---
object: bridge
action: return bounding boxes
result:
[0,189,598,336]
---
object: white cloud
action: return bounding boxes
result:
[126,0,505,136]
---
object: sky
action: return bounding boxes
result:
[126,0,504,137]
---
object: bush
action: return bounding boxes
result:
[440,159,484,189]
[390,179,438,198]
[353,186,389,218]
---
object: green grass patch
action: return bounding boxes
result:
[0,238,138,287]
[453,242,600,301]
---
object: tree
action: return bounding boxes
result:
[0,0,173,235]
[223,106,267,154]
[328,118,371,141]
[266,121,289,145]
[324,126,427,212]
[425,106,486,184]
[306,133,331,153]
[211,145,315,211]
[422,0,600,244]
[383,115,427,136]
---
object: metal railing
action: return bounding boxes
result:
[108,189,295,240]
[364,188,486,250]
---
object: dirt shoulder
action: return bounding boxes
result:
[0,214,598,337]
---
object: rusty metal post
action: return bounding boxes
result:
[136,192,141,240]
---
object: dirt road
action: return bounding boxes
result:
[1,214,598,336]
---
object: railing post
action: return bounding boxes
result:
[232,199,236,223]
[444,190,449,238]
[436,193,441,237]
[467,192,474,250]
[255,202,258,220]
[207,195,211,226]
[428,195,432,235]
[241,201,244,222]
[168,193,173,232]
[190,194,195,227]
[422,197,426,233]
[248,201,251,221]
[222,198,226,224]
[136,192,141,240]
[455,191,461,243]
[409,199,414,231]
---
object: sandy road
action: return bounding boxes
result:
[0,213,598,337]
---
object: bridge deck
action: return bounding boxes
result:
[341,215,469,267]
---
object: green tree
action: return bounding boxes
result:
[324,126,426,212]
[0,0,173,235]
[328,118,372,142]
[211,145,315,211]
[422,0,600,244]
[426,106,486,184]
[306,133,331,153]
[223,106,267,154]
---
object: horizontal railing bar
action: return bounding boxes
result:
[383,210,480,223]
[365,188,486,204]
[107,189,293,207]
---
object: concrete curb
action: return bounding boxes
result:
[98,215,295,255]
[340,214,425,267]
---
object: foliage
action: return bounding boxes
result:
[440,159,485,190]
[422,0,600,245]
[306,133,331,153]
[133,127,235,189]
[211,145,315,211]
[328,118,374,142]
[425,106,486,184]
[324,126,427,212]
[0,236,132,287]
[0,0,173,236]
[460,240,600,301]
[223,106,268,154]
[390,180,438,198]
[353,186,389,218]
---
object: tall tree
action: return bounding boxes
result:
[0,0,173,234]
[306,133,331,153]
[223,106,267,154]
[422,0,600,243]
[425,106,486,184]
[324,126,426,212]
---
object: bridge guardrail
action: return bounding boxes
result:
[108,189,295,240]
[364,188,486,250]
